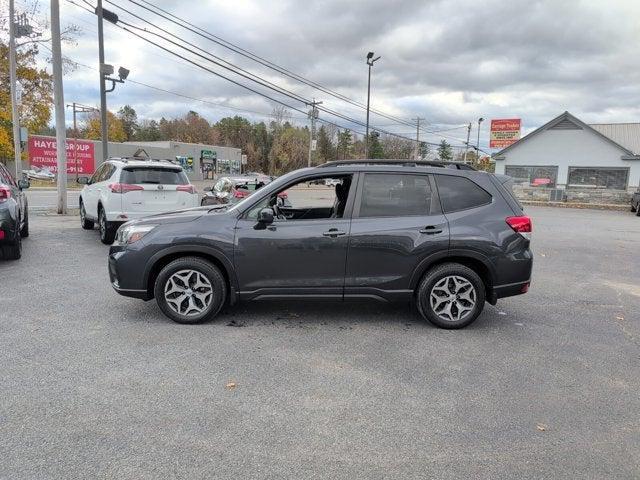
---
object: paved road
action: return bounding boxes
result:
[26,189,81,209]
[0,207,639,479]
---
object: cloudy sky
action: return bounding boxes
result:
[37,0,640,149]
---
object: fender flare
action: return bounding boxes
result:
[143,244,239,295]
[409,248,497,290]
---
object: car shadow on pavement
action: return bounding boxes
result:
[122,298,510,331]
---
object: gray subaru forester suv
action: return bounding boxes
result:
[108,160,533,329]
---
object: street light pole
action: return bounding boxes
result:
[9,0,22,178]
[414,117,425,160]
[365,52,380,159]
[97,0,108,161]
[476,117,484,162]
[51,0,67,214]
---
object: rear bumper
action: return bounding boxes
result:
[491,280,531,301]
[0,210,17,244]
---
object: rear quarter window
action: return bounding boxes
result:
[120,167,188,185]
[435,175,492,213]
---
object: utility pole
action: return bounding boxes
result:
[307,100,322,167]
[9,0,22,178]
[463,122,471,163]
[67,103,98,181]
[51,0,67,214]
[476,117,484,163]
[364,52,380,159]
[97,0,109,161]
[414,117,425,160]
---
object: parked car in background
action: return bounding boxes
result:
[108,159,532,329]
[78,158,198,245]
[201,175,289,207]
[631,187,640,216]
[0,162,30,260]
[22,166,55,182]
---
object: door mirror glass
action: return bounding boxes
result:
[77,176,90,185]
[257,207,274,224]
[17,179,30,190]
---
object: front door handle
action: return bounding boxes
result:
[323,228,346,238]
[419,225,443,235]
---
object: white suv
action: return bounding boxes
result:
[78,158,198,244]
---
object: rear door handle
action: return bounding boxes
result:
[419,225,443,235]
[323,228,346,238]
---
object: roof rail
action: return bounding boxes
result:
[317,159,476,170]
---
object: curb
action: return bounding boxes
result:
[520,201,630,211]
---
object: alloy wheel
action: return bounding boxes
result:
[164,269,214,317]
[429,275,476,322]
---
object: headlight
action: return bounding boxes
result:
[114,224,158,245]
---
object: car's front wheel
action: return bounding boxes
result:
[416,263,486,329]
[154,257,227,324]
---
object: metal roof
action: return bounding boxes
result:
[589,123,640,155]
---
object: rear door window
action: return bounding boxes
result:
[358,173,433,217]
[120,167,188,185]
[435,175,492,213]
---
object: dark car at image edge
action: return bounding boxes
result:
[0,162,30,260]
[108,160,533,329]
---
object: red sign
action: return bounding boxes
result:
[28,135,96,174]
[490,119,521,149]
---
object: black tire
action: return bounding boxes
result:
[2,228,22,260]
[636,205,640,217]
[20,207,29,238]
[154,257,227,324]
[631,203,637,213]
[80,200,94,230]
[98,207,116,245]
[416,263,486,329]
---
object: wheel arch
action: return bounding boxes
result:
[410,250,497,304]
[144,246,238,304]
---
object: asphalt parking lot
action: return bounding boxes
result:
[1,206,639,479]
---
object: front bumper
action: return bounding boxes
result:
[108,250,152,300]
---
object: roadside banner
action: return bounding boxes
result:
[490,119,521,149]
[28,135,96,174]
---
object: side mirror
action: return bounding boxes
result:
[257,207,274,224]
[17,179,30,190]
[203,186,212,192]
[77,176,90,185]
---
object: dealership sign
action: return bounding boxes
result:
[28,135,96,174]
[490,119,521,149]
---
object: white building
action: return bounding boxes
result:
[494,111,640,193]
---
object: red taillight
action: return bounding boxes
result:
[506,215,532,240]
[0,186,11,202]
[177,184,196,194]
[0,230,4,240]
[109,183,144,194]
[233,189,248,198]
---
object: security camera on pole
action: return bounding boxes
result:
[95,0,128,160]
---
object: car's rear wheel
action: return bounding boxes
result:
[98,207,116,244]
[80,200,94,230]
[20,207,29,238]
[416,263,485,329]
[154,257,227,324]
[2,228,22,260]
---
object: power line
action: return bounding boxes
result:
[123,0,418,128]
[64,0,470,148]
